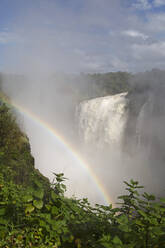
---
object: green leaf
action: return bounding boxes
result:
[33,200,43,209]
[33,179,42,188]
[33,189,44,199]
[0,218,8,225]
[23,195,33,203]
[41,213,51,223]
[45,204,51,211]
[143,192,155,201]
[39,220,46,227]
[119,224,131,232]
[135,219,144,226]
[25,204,35,214]
[117,214,128,225]
[160,198,165,204]
[51,191,57,202]
[138,210,147,218]
[0,208,5,216]
[51,206,59,215]
[113,236,122,245]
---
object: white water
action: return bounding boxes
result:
[77,90,165,198]
[78,92,128,150]
[77,92,158,199]
[76,92,142,202]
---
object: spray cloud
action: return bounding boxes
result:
[1,1,165,204]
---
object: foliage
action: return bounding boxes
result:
[52,71,131,105]
[0,97,165,247]
[0,171,165,247]
[86,71,131,97]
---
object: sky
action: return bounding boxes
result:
[1,0,165,73]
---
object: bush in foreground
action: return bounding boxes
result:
[0,172,165,248]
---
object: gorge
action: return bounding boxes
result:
[1,69,165,204]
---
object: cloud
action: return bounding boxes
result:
[132,41,165,61]
[133,0,152,10]
[121,30,149,40]
[110,57,129,71]
[147,13,165,32]
[153,0,165,7]
[2,0,165,73]
[132,0,165,10]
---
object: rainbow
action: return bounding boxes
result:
[0,97,112,205]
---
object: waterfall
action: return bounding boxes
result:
[77,92,128,150]
[76,88,165,197]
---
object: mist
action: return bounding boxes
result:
[1,72,109,204]
[1,1,165,205]
[3,68,165,205]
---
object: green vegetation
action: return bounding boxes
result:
[0,96,165,247]
[53,71,131,103]
[86,71,131,97]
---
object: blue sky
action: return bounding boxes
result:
[1,0,165,73]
